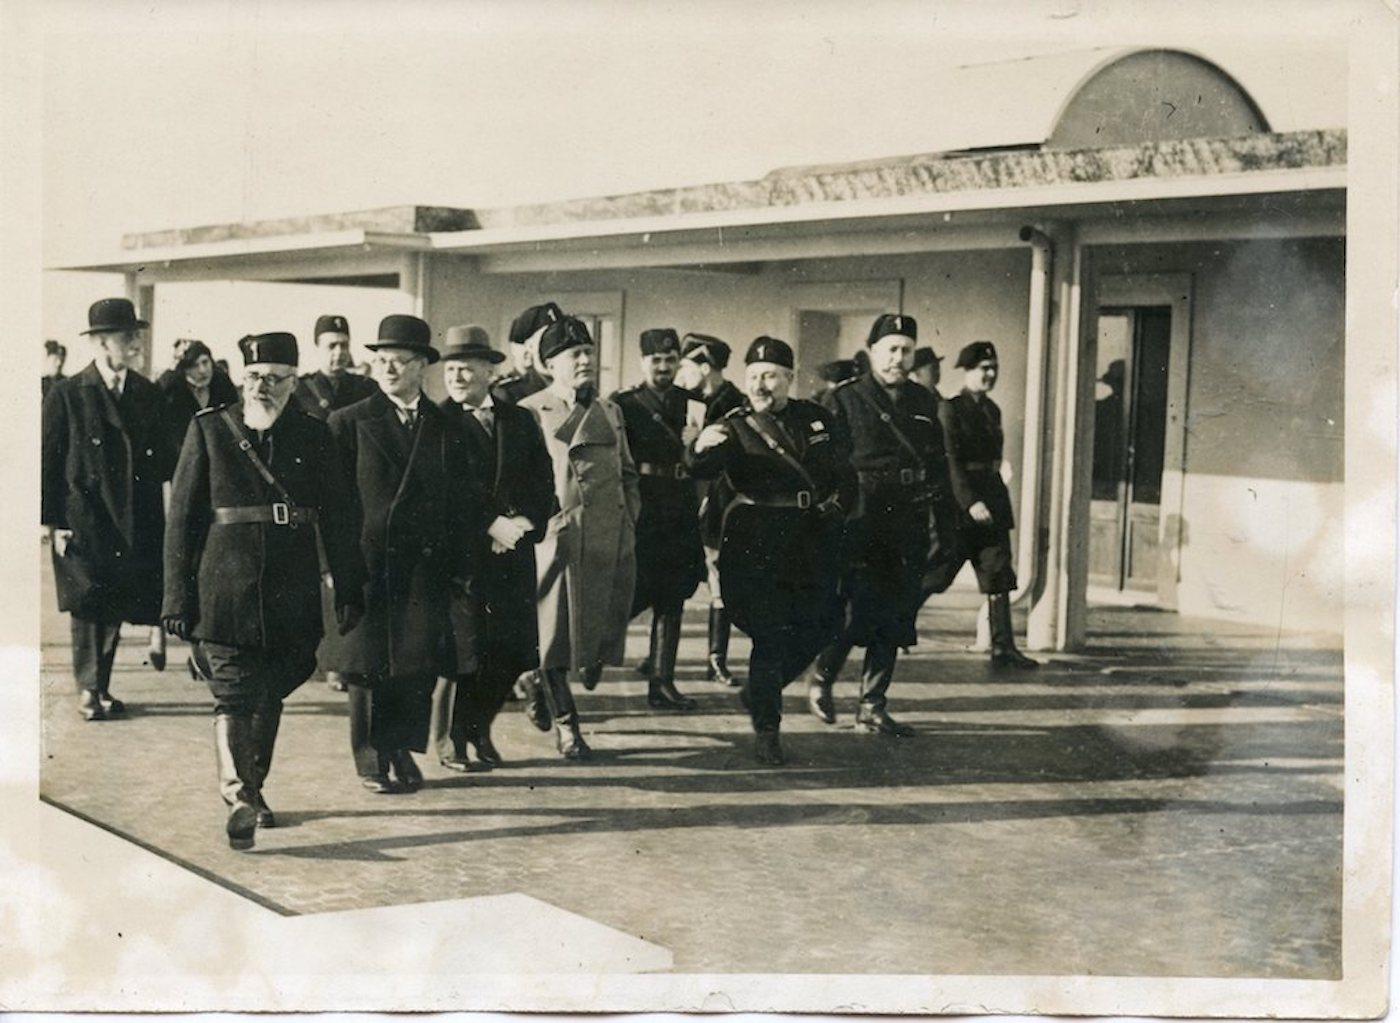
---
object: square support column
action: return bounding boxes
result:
[124,273,155,378]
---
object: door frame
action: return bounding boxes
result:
[1090,273,1193,610]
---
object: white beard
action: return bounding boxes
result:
[243,397,286,432]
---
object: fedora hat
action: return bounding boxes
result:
[441,324,505,364]
[366,314,439,364]
[81,298,148,336]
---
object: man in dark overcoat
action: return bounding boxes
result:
[673,332,745,687]
[688,336,856,765]
[42,298,172,721]
[491,302,563,405]
[612,327,706,711]
[809,314,957,736]
[162,332,366,849]
[293,314,378,692]
[923,340,1038,669]
[327,314,485,792]
[429,325,557,771]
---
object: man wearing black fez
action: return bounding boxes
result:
[807,313,958,735]
[294,314,378,693]
[910,346,943,398]
[326,315,487,791]
[429,325,557,771]
[923,340,1038,669]
[43,298,173,722]
[688,336,856,765]
[42,339,67,398]
[612,328,707,711]
[162,333,366,849]
[517,316,640,759]
[674,331,746,687]
[492,302,564,405]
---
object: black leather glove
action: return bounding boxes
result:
[336,602,364,636]
[162,615,191,641]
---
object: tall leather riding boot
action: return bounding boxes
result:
[648,612,696,711]
[855,642,915,736]
[250,699,283,827]
[634,613,660,678]
[214,714,260,850]
[806,632,850,725]
[464,686,504,768]
[989,592,1039,670]
[706,607,738,687]
[544,669,590,760]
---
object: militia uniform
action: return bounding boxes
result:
[491,302,563,405]
[809,314,957,735]
[923,340,1037,669]
[327,316,486,790]
[612,328,707,711]
[162,332,366,849]
[687,336,856,765]
[429,327,558,770]
[42,299,172,722]
[679,332,745,687]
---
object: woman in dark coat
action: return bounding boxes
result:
[158,340,240,453]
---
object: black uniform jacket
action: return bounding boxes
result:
[693,378,747,548]
[42,363,171,624]
[612,383,705,615]
[162,400,366,651]
[938,389,1015,530]
[294,370,378,421]
[158,368,240,458]
[491,367,549,406]
[822,373,956,645]
[439,397,557,675]
[687,398,856,636]
[325,391,485,679]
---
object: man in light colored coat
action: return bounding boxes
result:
[517,316,640,759]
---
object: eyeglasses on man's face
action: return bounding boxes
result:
[244,370,296,388]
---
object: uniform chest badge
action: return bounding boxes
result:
[810,421,825,432]
[319,398,330,409]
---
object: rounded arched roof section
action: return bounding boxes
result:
[1048,48,1270,149]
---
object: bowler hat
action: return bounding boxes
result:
[509,302,565,345]
[912,346,941,371]
[867,313,917,346]
[314,314,350,338]
[239,332,299,367]
[681,332,731,369]
[367,314,439,364]
[80,298,148,336]
[955,340,998,369]
[538,316,593,364]
[442,324,505,364]
[745,335,794,370]
[639,328,680,356]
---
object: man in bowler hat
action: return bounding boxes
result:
[688,336,856,765]
[923,340,1038,669]
[162,332,366,849]
[429,325,557,771]
[327,315,486,791]
[808,314,957,735]
[612,328,707,711]
[673,332,745,687]
[42,298,172,721]
[492,302,563,405]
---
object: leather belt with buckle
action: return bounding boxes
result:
[859,467,927,486]
[741,490,813,509]
[638,462,689,480]
[213,503,318,527]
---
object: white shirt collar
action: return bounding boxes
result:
[385,391,422,414]
[462,394,495,413]
[93,359,126,393]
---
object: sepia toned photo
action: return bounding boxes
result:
[2,0,1395,1016]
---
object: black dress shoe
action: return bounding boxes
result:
[754,730,785,766]
[390,750,424,791]
[807,681,836,725]
[78,691,105,722]
[227,798,258,850]
[254,792,276,828]
[149,649,166,672]
[99,694,126,717]
[438,756,471,773]
[855,707,916,737]
[581,662,605,691]
[360,774,402,794]
[518,671,553,731]
[471,732,504,769]
[556,722,592,760]
[633,655,653,678]
[647,679,697,711]
[991,647,1040,670]
[707,653,738,687]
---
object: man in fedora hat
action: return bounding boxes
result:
[162,332,366,850]
[42,298,173,721]
[429,325,557,772]
[326,314,485,792]
[688,336,856,765]
[923,340,1038,669]
[516,316,641,760]
[807,314,957,736]
[293,314,378,693]
[674,332,746,689]
[492,302,563,405]
[910,345,943,399]
[612,327,706,711]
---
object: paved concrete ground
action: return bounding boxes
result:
[39,560,1342,979]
